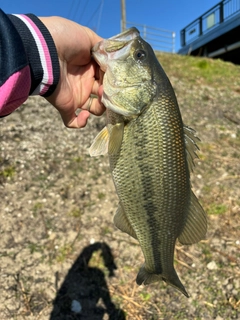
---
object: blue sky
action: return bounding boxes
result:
[1,0,220,51]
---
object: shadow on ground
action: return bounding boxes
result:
[50,242,126,320]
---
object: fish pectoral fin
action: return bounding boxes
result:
[178,191,207,245]
[113,203,137,239]
[89,123,124,157]
[89,126,109,157]
[184,125,200,172]
[108,122,124,155]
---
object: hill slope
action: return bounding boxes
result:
[0,53,239,319]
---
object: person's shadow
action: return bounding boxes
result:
[50,242,126,320]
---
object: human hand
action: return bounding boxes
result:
[39,16,105,128]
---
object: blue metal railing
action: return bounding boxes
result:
[181,0,240,47]
[126,21,176,53]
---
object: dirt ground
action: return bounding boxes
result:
[0,53,240,319]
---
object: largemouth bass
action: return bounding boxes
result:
[90,28,207,297]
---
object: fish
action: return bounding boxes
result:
[90,27,207,298]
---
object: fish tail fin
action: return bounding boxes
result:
[136,265,162,286]
[136,265,189,298]
[163,269,189,298]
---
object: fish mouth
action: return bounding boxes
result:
[92,27,140,72]
[92,27,145,116]
[108,27,140,41]
[92,27,139,53]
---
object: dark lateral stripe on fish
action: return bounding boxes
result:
[134,121,163,275]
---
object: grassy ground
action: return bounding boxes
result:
[0,52,239,319]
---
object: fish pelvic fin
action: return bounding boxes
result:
[178,191,207,245]
[136,264,189,298]
[184,125,200,172]
[113,203,138,239]
[89,123,124,157]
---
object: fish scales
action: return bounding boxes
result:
[90,27,207,297]
[109,96,189,286]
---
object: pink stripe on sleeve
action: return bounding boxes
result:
[0,66,31,116]
[17,14,53,95]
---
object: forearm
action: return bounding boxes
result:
[0,9,60,117]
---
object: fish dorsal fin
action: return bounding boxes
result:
[178,191,207,245]
[184,125,200,172]
[108,122,124,155]
[113,202,138,239]
[89,126,109,157]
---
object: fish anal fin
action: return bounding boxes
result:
[89,126,109,157]
[108,123,124,155]
[113,203,137,239]
[178,191,207,245]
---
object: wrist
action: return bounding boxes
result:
[8,14,60,97]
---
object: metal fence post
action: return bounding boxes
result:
[199,17,203,36]
[219,1,224,23]
[172,32,176,53]
[143,25,147,40]
[181,29,186,47]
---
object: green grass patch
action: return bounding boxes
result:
[156,52,240,89]
[56,244,74,263]
[68,207,82,218]
[32,202,43,216]
[97,192,106,200]
[207,203,227,215]
[0,165,15,181]
[139,291,151,302]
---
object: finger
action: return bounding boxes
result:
[82,96,105,116]
[90,80,102,98]
[76,110,90,128]
[61,110,90,129]
[89,97,105,116]
[98,85,103,97]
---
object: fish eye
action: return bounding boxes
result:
[134,49,147,61]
